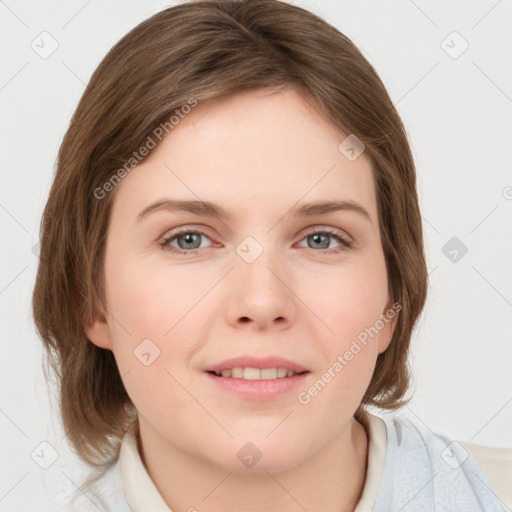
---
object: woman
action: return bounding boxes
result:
[32,1,511,510]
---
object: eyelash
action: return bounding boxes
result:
[158,227,353,255]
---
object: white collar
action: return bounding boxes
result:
[120,412,387,511]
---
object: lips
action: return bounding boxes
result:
[204,356,309,376]
[204,366,310,400]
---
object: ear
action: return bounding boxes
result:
[84,309,114,350]
[377,295,398,355]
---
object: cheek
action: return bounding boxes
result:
[295,282,381,421]
[107,255,207,339]
[104,260,210,412]
[301,258,388,342]
[296,260,387,396]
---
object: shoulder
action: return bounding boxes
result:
[460,440,512,510]
[372,412,510,511]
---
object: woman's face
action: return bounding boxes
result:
[87,88,394,472]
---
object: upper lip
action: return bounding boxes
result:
[205,356,309,374]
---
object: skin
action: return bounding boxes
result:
[86,87,394,512]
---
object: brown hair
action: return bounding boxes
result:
[32,0,427,466]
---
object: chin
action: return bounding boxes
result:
[204,439,309,475]
[219,455,306,475]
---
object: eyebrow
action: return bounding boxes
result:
[136,198,372,223]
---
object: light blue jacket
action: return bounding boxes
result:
[373,415,503,511]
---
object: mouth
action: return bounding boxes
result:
[204,369,310,400]
[206,367,309,380]
[203,357,310,400]
[204,356,309,379]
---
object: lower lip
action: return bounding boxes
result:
[204,371,310,400]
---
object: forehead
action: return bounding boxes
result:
[111,88,378,224]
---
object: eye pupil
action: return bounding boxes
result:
[309,233,330,249]
[178,232,201,250]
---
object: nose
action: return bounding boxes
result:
[225,243,297,331]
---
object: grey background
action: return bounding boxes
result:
[1,0,511,508]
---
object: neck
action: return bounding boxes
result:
[137,417,369,512]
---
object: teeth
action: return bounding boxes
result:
[214,367,299,380]
[231,367,244,378]
[260,368,277,379]
[244,367,261,380]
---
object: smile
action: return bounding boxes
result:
[210,367,305,379]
